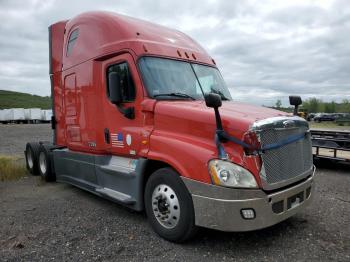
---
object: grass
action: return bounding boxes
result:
[0,90,51,109]
[309,121,350,131]
[0,155,27,182]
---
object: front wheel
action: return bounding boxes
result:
[144,168,197,242]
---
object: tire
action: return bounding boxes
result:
[25,142,40,175]
[144,167,197,242]
[38,144,56,182]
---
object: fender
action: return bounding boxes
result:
[147,129,263,186]
[148,131,217,184]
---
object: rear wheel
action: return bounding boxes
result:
[38,145,55,182]
[25,142,40,175]
[144,168,197,242]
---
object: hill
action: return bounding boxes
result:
[0,90,51,109]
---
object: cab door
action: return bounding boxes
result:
[102,53,144,157]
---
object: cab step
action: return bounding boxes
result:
[95,187,136,204]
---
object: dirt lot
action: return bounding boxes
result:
[0,124,53,156]
[0,124,349,261]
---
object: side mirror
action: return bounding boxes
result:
[108,72,122,104]
[289,96,302,106]
[289,95,302,116]
[205,93,223,131]
[204,93,222,108]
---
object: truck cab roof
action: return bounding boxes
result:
[57,11,215,71]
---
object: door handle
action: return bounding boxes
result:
[104,128,110,144]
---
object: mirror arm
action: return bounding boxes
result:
[293,105,299,116]
[213,107,228,143]
[214,107,223,131]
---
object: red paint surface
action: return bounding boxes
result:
[50,11,287,186]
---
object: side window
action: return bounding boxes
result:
[66,29,79,56]
[107,62,136,102]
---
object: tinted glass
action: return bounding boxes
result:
[107,62,136,102]
[139,57,202,99]
[139,57,231,100]
[67,29,79,56]
[192,64,231,100]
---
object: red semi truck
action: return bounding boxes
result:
[25,11,315,242]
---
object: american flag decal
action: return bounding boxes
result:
[111,132,124,148]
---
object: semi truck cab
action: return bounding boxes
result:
[25,11,315,242]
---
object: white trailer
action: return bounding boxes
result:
[24,108,42,123]
[0,110,5,123]
[30,108,42,121]
[41,109,52,122]
[24,109,31,120]
[4,108,25,123]
[0,109,10,124]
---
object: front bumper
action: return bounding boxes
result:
[181,168,315,232]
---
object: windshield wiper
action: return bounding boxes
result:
[153,92,196,100]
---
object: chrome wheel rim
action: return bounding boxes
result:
[26,149,33,169]
[39,152,47,174]
[152,184,180,229]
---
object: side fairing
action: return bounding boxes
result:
[49,21,67,145]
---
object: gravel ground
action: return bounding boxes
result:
[0,124,53,156]
[0,124,349,261]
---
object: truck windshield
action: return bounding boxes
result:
[138,57,232,101]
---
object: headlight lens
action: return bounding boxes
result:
[208,159,258,188]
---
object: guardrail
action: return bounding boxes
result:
[311,129,350,162]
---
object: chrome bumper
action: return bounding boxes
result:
[181,168,315,232]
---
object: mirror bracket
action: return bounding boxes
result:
[205,93,223,131]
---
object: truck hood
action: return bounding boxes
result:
[153,100,289,137]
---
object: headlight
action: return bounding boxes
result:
[208,159,258,188]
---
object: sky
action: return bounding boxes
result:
[0,0,349,106]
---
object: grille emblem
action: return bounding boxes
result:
[283,120,295,128]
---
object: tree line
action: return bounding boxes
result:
[273,98,350,113]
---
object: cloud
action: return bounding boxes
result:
[0,0,349,106]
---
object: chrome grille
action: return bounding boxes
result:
[252,116,313,190]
